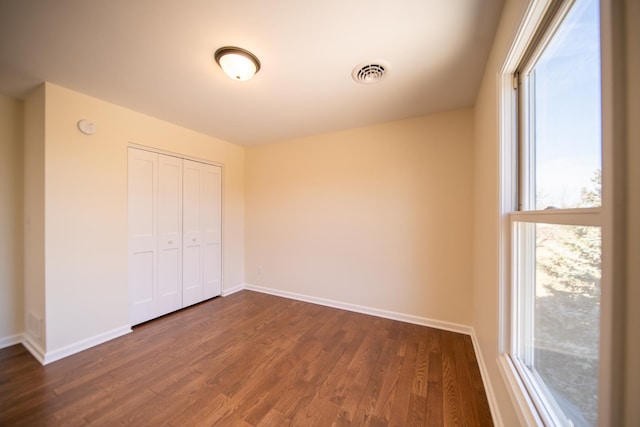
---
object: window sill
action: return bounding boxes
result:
[497,353,544,426]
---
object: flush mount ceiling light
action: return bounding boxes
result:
[352,62,388,85]
[214,46,261,81]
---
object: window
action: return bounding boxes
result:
[509,0,602,425]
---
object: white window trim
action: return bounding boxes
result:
[497,0,620,425]
[511,208,602,226]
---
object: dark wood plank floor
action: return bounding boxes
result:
[0,291,493,426]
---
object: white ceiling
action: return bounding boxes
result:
[0,0,504,146]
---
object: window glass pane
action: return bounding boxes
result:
[514,221,601,426]
[527,0,601,210]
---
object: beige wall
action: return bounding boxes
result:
[23,86,46,351]
[624,0,639,422]
[34,83,245,353]
[472,0,533,425]
[0,94,24,342]
[245,109,474,326]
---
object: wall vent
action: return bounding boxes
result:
[352,62,388,84]
[27,312,42,339]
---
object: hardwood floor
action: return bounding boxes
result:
[0,291,493,426]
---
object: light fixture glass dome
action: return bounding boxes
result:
[214,47,261,81]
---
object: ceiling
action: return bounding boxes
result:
[0,0,504,146]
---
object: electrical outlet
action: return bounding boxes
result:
[257,265,263,276]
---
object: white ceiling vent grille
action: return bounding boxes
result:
[352,62,388,84]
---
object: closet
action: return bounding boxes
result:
[128,147,221,325]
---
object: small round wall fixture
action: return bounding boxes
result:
[77,119,97,135]
[214,46,261,81]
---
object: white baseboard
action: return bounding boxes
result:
[470,328,504,427]
[222,284,244,297]
[243,283,473,335]
[0,333,23,350]
[22,334,46,364]
[42,325,132,365]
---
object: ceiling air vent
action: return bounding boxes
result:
[352,62,388,85]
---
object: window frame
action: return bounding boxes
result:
[496,0,623,425]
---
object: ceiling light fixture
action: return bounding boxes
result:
[214,46,261,81]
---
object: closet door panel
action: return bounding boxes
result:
[182,159,203,307]
[203,244,220,299]
[203,164,222,299]
[182,244,202,306]
[128,148,158,325]
[130,252,154,305]
[157,154,183,314]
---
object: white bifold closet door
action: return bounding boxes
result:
[202,164,222,299]
[182,159,202,307]
[128,148,159,325]
[157,154,183,315]
[128,147,221,325]
[182,159,222,307]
